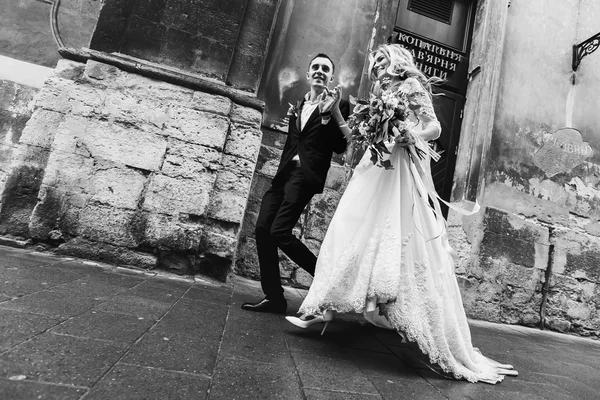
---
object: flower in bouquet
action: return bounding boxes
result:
[347,80,422,169]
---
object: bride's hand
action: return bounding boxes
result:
[395,130,416,147]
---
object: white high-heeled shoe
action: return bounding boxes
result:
[285,311,334,335]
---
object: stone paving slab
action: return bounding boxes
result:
[0,309,62,351]
[0,246,599,399]
[0,378,86,400]
[84,363,210,400]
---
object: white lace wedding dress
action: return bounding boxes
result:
[298,78,516,384]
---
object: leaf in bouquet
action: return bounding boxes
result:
[369,148,379,165]
[374,141,391,155]
[380,159,394,170]
[381,120,389,139]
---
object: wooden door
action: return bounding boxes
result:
[391,0,476,216]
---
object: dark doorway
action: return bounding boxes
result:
[391,0,477,216]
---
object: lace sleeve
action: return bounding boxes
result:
[405,78,441,140]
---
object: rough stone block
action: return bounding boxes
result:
[206,155,254,224]
[552,229,600,281]
[293,268,313,289]
[480,229,536,268]
[190,92,232,116]
[54,59,86,81]
[194,229,237,281]
[255,144,282,177]
[162,140,222,179]
[224,123,262,162]
[56,237,157,270]
[142,173,216,216]
[116,76,195,107]
[101,91,169,129]
[41,149,95,190]
[10,143,50,167]
[29,185,69,240]
[164,107,230,151]
[324,164,350,192]
[78,204,139,247]
[34,83,72,114]
[37,76,107,119]
[0,164,46,236]
[84,60,122,84]
[230,103,263,128]
[303,189,341,241]
[19,109,65,149]
[201,229,237,259]
[140,212,204,251]
[484,207,550,244]
[86,166,147,210]
[260,128,287,150]
[52,117,167,172]
[234,236,260,279]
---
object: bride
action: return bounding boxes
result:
[285,44,518,384]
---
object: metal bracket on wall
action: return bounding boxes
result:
[466,65,481,81]
[572,31,600,71]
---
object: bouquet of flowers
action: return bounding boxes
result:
[347,80,425,169]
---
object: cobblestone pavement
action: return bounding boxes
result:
[0,246,599,399]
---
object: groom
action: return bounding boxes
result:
[242,53,350,314]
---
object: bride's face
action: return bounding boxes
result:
[371,50,391,80]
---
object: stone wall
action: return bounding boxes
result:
[0,80,37,198]
[449,204,600,339]
[446,0,600,339]
[0,59,262,280]
[90,0,279,92]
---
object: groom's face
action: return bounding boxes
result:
[307,57,334,90]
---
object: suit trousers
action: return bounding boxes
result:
[255,165,317,300]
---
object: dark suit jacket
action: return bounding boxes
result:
[274,98,350,193]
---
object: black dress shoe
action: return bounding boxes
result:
[241,297,287,314]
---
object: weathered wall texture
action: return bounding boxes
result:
[0,81,37,198]
[90,0,279,92]
[450,0,600,338]
[0,59,262,280]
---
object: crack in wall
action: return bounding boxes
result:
[539,225,555,330]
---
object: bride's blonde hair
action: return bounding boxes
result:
[368,44,442,97]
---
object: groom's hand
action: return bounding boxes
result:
[319,88,337,124]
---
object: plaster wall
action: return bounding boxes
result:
[451,0,600,338]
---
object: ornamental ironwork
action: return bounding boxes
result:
[572,31,600,71]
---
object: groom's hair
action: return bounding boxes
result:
[308,53,335,73]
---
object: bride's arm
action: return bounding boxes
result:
[332,105,353,141]
[400,78,441,143]
[330,87,354,142]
